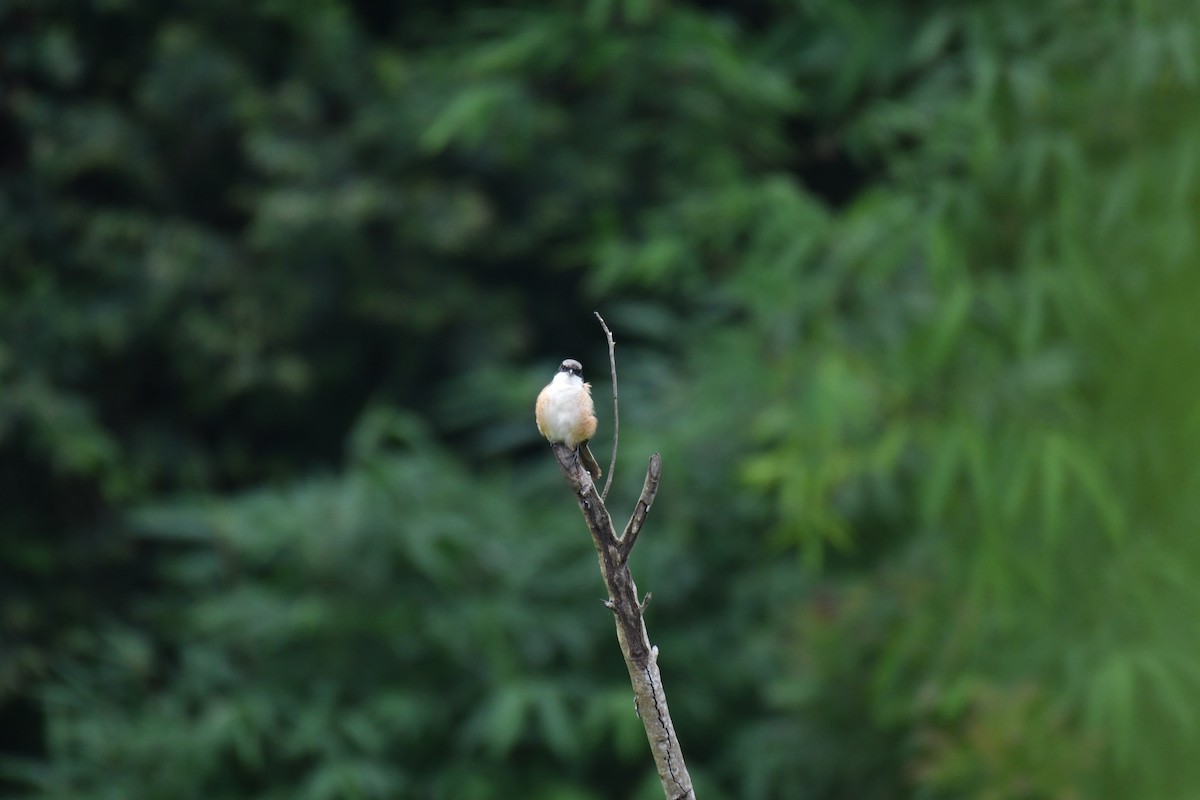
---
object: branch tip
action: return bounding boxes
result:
[595,312,619,502]
[618,452,662,560]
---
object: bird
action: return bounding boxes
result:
[536,358,603,480]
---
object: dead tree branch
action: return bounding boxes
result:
[619,453,660,563]
[549,444,694,800]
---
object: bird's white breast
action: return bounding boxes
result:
[537,373,592,448]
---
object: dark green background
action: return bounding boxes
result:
[4,0,1200,797]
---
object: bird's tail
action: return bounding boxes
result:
[579,442,602,481]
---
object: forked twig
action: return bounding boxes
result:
[594,311,619,502]
[619,453,661,563]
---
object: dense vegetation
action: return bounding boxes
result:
[4,0,1199,797]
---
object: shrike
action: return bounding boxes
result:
[536,358,603,480]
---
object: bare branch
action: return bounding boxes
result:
[594,311,619,502]
[548,441,695,799]
[619,453,662,563]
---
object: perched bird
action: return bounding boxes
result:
[536,358,603,480]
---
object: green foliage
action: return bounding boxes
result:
[4,0,1200,798]
[26,431,646,798]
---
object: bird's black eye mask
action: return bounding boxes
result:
[559,359,583,377]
